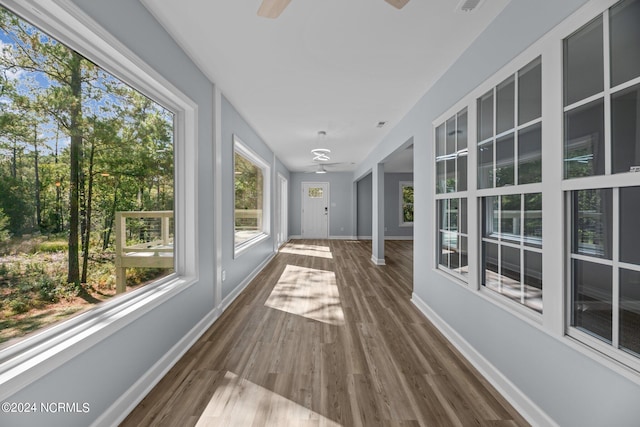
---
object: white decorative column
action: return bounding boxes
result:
[372,163,385,265]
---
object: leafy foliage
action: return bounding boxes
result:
[0,6,175,340]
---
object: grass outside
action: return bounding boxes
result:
[0,235,171,345]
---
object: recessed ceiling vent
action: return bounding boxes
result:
[455,0,485,13]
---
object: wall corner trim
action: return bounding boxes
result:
[371,255,386,266]
[411,293,559,427]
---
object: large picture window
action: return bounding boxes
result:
[234,136,270,254]
[0,4,177,345]
[565,0,640,363]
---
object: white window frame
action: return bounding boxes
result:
[563,0,640,375]
[233,135,270,257]
[399,181,414,227]
[0,0,199,401]
[434,107,469,282]
[430,0,640,381]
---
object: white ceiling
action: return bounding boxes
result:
[141,0,509,173]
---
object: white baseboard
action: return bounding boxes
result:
[411,293,558,427]
[93,307,220,427]
[357,236,414,241]
[288,235,358,240]
[97,252,275,427]
[370,255,386,265]
[220,253,275,312]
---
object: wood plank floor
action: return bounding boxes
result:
[121,240,529,427]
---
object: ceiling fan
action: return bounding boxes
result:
[258,0,409,19]
[304,162,341,174]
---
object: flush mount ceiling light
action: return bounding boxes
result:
[311,131,331,162]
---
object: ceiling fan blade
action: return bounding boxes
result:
[384,0,410,9]
[257,0,292,18]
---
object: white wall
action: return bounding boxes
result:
[289,172,354,238]
[0,1,288,426]
[220,95,278,300]
[356,172,414,238]
[354,0,640,426]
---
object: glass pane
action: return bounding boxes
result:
[483,241,499,290]
[524,251,543,313]
[445,159,456,193]
[478,140,493,189]
[620,186,640,265]
[478,90,494,141]
[496,75,515,134]
[496,134,515,187]
[436,124,446,157]
[450,234,460,270]
[308,187,323,198]
[501,194,521,242]
[436,160,446,194]
[564,16,604,106]
[573,189,612,259]
[564,99,605,178]
[449,198,459,232]
[438,199,448,231]
[524,193,542,247]
[459,236,468,276]
[439,232,450,268]
[457,154,467,192]
[620,268,640,355]
[518,123,542,184]
[611,84,640,174]
[610,0,640,87]
[446,116,456,155]
[501,245,522,303]
[459,198,468,235]
[572,259,612,343]
[518,57,542,125]
[235,152,264,245]
[436,123,446,194]
[457,109,468,150]
[483,196,499,239]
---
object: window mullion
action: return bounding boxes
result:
[603,8,612,176]
[493,87,497,188]
[520,194,525,305]
[514,71,520,185]
[612,187,620,348]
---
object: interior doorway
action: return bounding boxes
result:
[276,173,288,248]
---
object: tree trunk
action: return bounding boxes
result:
[102,179,119,251]
[33,123,41,228]
[11,138,17,179]
[81,141,95,284]
[67,52,82,286]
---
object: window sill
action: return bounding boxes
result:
[234,233,270,258]
[0,274,197,402]
[399,223,414,227]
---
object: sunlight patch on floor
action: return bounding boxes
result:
[279,243,333,259]
[195,371,342,427]
[265,264,345,325]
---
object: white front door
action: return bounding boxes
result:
[302,182,329,238]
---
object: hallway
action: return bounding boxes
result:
[122,240,527,426]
